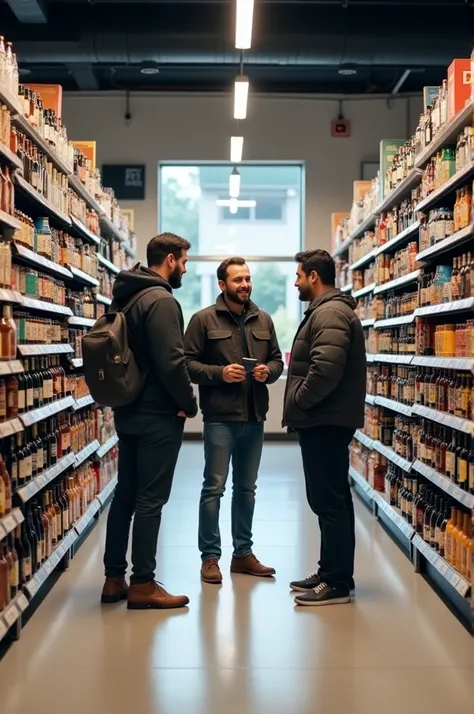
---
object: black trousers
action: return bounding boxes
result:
[104,415,185,583]
[297,425,355,591]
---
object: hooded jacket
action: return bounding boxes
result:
[283,288,366,430]
[111,265,197,419]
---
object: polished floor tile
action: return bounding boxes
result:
[0,444,472,714]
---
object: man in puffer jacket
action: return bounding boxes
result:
[283,249,366,607]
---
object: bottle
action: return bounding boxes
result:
[0,543,8,611]
[20,521,32,583]
[0,304,15,360]
[8,534,18,600]
[0,455,12,515]
[469,436,474,496]
[457,434,469,491]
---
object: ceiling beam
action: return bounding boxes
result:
[67,64,99,91]
[6,0,47,23]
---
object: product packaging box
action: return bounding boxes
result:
[447,59,471,120]
[330,212,349,253]
[73,141,97,171]
[379,140,405,202]
[353,180,372,203]
[423,86,440,112]
[26,83,63,120]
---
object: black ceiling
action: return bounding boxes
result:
[0,0,472,94]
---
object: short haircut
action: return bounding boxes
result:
[217,256,247,282]
[147,233,191,267]
[295,250,335,286]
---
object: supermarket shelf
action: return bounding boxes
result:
[374,353,413,364]
[67,174,103,215]
[340,283,353,294]
[18,343,74,357]
[68,315,95,328]
[68,266,100,288]
[352,282,377,299]
[411,403,473,435]
[74,497,101,536]
[349,465,375,497]
[14,174,71,227]
[366,353,377,363]
[0,359,24,376]
[0,288,22,303]
[331,214,376,259]
[416,224,474,265]
[412,459,474,510]
[74,439,100,468]
[0,592,29,644]
[96,475,118,506]
[19,296,73,317]
[411,533,470,598]
[365,393,376,405]
[373,491,415,540]
[353,430,376,450]
[20,395,75,428]
[95,293,112,306]
[0,417,24,438]
[0,209,22,231]
[100,214,129,244]
[69,215,101,247]
[374,221,420,258]
[415,101,474,169]
[97,253,120,275]
[96,433,118,459]
[373,269,420,295]
[0,508,24,540]
[12,242,73,279]
[73,394,95,410]
[0,141,22,171]
[12,113,73,176]
[360,318,376,328]
[70,357,83,369]
[374,314,416,328]
[376,168,422,214]
[123,242,136,259]
[24,528,79,599]
[350,248,378,271]
[372,440,413,473]
[16,453,76,503]
[415,161,474,214]
[414,297,474,318]
[411,355,474,371]
[374,395,413,416]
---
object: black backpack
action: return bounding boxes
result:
[82,287,162,408]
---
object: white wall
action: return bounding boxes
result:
[62,91,421,434]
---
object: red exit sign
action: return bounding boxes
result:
[331,119,351,137]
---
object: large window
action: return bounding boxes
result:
[158,163,304,355]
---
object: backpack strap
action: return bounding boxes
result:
[120,286,168,315]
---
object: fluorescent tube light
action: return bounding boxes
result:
[229,168,241,198]
[230,136,244,163]
[233,76,249,119]
[229,198,239,214]
[235,0,254,50]
[216,199,256,208]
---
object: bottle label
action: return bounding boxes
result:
[37,543,42,565]
[37,448,44,472]
[11,560,19,588]
[18,388,25,411]
[469,463,474,491]
[63,507,69,532]
[23,556,32,580]
[458,459,467,483]
[27,387,34,408]
[19,458,27,484]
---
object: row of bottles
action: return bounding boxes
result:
[419,253,473,306]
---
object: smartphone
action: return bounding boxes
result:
[242,357,258,375]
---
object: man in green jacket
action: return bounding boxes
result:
[283,249,366,606]
[185,257,284,585]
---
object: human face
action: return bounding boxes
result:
[219,263,252,305]
[295,263,314,302]
[168,249,188,289]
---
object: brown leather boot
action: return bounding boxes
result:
[231,554,276,578]
[127,581,189,610]
[101,576,129,604]
[201,558,222,584]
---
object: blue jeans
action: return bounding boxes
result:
[199,421,264,561]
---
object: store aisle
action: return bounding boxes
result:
[0,443,472,714]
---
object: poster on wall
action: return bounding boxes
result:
[122,209,135,232]
[102,164,146,200]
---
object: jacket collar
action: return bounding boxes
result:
[215,292,259,319]
[305,287,342,314]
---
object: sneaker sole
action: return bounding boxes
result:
[294,596,351,607]
[290,584,356,597]
[127,600,189,610]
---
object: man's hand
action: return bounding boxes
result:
[177,410,188,418]
[253,365,270,383]
[223,364,246,383]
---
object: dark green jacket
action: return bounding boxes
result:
[184,294,284,422]
[283,289,366,430]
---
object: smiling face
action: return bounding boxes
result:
[219,262,252,305]
[295,262,316,302]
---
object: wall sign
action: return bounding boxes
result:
[101,164,146,200]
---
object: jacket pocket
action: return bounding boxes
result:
[207,329,234,364]
[208,330,233,340]
[251,329,271,362]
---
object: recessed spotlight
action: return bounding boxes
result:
[140,62,160,76]
[338,63,357,76]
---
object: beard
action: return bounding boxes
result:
[297,285,312,302]
[225,286,252,305]
[168,265,183,289]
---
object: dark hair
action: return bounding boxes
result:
[295,249,335,285]
[217,256,247,282]
[147,233,191,267]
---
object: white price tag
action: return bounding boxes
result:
[4,605,18,627]
[27,577,39,596]
[0,619,7,641]
[2,514,16,534]
[16,593,29,612]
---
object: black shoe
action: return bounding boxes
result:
[290,573,355,594]
[294,582,350,607]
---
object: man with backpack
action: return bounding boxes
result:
[92,233,197,610]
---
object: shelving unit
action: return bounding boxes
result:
[331,92,473,629]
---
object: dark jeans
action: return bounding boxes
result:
[297,425,355,591]
[104,415,185,583]
[199,421,264,561]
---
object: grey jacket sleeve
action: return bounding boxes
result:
[145,297,198,416]
[265,318,284,384]
[184,313,225,385]
[295,307,351,410]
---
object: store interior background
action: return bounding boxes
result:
[61,92,422,434]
